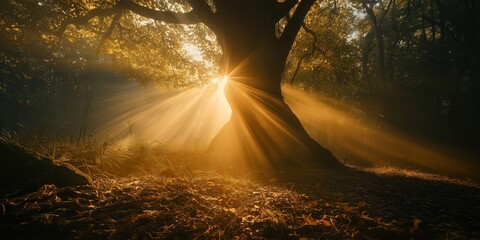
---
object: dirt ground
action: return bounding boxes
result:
[1,165,479,239]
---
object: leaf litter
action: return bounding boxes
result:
[1,145,480,239]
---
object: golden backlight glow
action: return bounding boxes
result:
[92,78,231,150]
[283,86,478,177]
[183,43,205,63]
[211,75,229,90]
[207,80,326,172]
[90,79,477,177]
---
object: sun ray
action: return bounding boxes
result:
[91,78,231,150]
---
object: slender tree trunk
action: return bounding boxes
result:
[373,28,387,88]
[387,0,400,84]
[430,0,436,47]
[359,36,372,84]
[362,1,387,88]
[362,55,369,83]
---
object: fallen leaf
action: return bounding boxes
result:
[233,236,248,240]
[321,219,332,227]
[223,207,236,213]
[302,214,319,226]
[136,213,150,220]
[339,203,353,212]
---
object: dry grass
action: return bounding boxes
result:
[359,166,480,189]
[0,129,197,178]
[1,130,480,239]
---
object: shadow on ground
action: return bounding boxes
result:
[1,164,479,239]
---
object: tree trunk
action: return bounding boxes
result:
[362,1,387,88]
[206,37,340,173]
[373,28,387,88]
[57,0,343,173]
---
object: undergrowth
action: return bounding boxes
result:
[0,129,197,179]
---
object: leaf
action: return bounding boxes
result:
[223,207,236,213]
[233,236,248,240]
[136,213,150,220]
[339,203,353,212]
[302,214,319,226]
[413,218,423,231]
[321,219,332,227]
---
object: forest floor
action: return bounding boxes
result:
[1,142,480,239]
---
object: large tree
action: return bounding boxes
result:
[57,0,342,172]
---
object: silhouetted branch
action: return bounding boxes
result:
[280,0,316,60]
[57,0,205,37]
[378,0,393,26]
[290,23,317,84]
[118,0,201,24]
[274,0,299,21]
[186,0,218,30]
[96,13,122,55]
[57,6,121,36]
[361,1,377,28]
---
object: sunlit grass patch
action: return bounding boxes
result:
[358,166,480,189]
[0,130,199,179]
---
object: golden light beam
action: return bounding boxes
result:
[283,86,479,178]
[91,78,231,150]
[88,76,478,178]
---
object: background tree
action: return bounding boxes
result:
[286,0,479,166]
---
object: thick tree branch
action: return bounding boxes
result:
[96,13,122,54]
[361,1,377,28]
[274,0,299,22]
[186,0,218,30]
[118,0,201,24]
[187,0,213,15]
[57,6,121,36]
[57,0,205,37]
[361,0,393,28]
[280,0,316,58]
[378,0,393,26]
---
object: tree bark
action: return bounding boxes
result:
[361,0,392,88]
[207,38,340,173]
